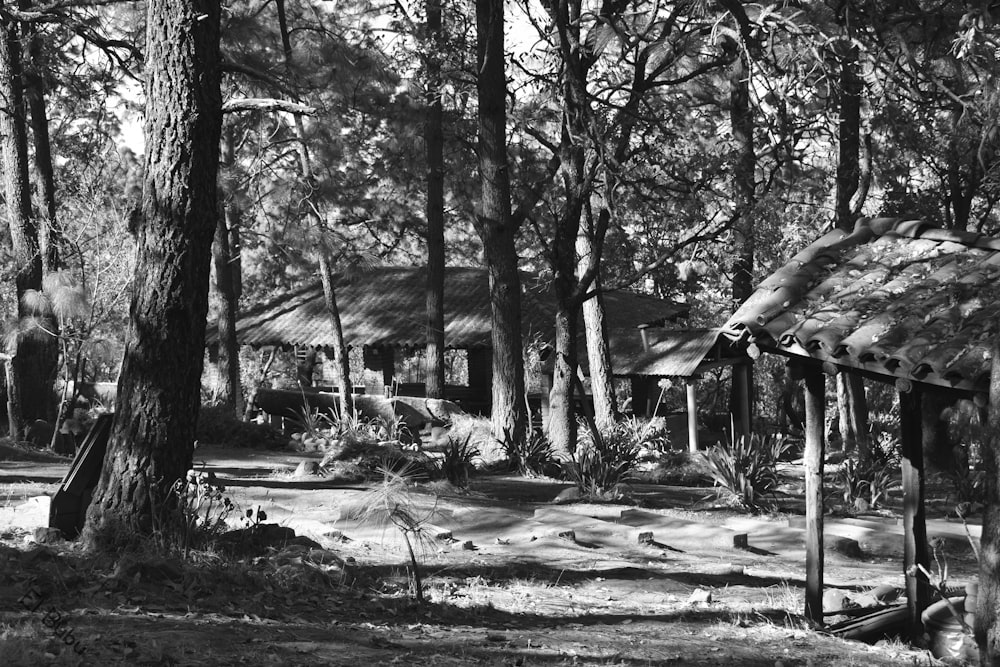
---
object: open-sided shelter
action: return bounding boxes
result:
[605,327,750,451]
[219,266,688,413]
[725,216,1000,635]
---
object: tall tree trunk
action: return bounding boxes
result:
[834,40,861,231]
[0,17,56,438]
[318,251,353,416]
[424,0,446,400]
[836,373,870,462]
[576,227,616,431]
[833,38,871,464]
[275,0,353,413]
[548,297,580,455]
[543,0,590,456]
[728,47,755,430]
[214,126,243,416]
[475,0,527,447]
[82,0,223,548]
[213,216,242,415]
[947,105,979,231]
[977,336,1000,662]
[18,0,58,274]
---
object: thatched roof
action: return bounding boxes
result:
[220,266,688,353]
[726,217,1000,394]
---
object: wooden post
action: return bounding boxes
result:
[380,346,396,394]
[803,363,826,625]
[686,379,699,453]
[899,383,929,643]
[630,376,649,417]
[736,363,752,443]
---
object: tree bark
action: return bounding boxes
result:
[548,299,580,455]
[0,15,56,437]
[213,218,242,415]
[318,251,353,416]
[541,0,591,456]
[424,0,446,400]
[275,0,353,412]
[577,229,616,431]
[978,336,1000,662]
[834,39,861,230]
[728,46,755,427]
[212,126,243,416]
[18,0,58,273]
[836,373,871,463]
[475,0,527,447]
[82,0,222,548]
[832,39,872,464]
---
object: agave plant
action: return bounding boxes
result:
[563,422,642,496]
[699,433,790,511]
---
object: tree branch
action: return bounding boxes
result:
[223,98,316,115]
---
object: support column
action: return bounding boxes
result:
[630,376,649,417]
[686,379,699,453]
[736,363,752,443]
[381,346,396,395]
[803,363,826,625]
[899,382,929,642]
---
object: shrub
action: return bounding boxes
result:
[832,458,899,512]
[196,404,287,448]
[434,434,479,488]
[502,427,558,477]
[699,433,790,511]
[563,422,641,496]
[618,415,670,452]
[150,469,236,558]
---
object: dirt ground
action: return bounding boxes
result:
[0,442,979,666]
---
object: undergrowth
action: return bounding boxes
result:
[563,422,641,496]
[699,433,790,511]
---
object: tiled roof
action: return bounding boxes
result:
[726,217,1000,394]
[226,266,688,352]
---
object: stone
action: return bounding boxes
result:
[293,461,322,477]
[823,588,849,612]
[553,487,582,504]
[287,535,323,550]
[55,433,76,456]
[425,524,453,541]
[637,531,654,545]
[32,527,63,544]
[688,588,712,604]
[25,420,56,449]
[829,536,863,559]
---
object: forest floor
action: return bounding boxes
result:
[0,440,981,666]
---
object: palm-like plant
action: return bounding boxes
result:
[699,433,790,511]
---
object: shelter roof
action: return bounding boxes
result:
[225,265,688,352]
[725,217,1000,394]
[625,328,741,377]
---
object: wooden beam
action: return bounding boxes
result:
[686,380,699,453]
[754,345,983,398]
[804,363,826,625]
[899,386,930,642]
